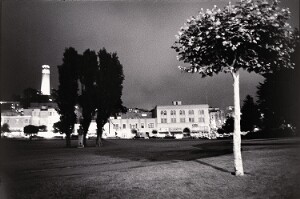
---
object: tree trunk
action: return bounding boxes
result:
[65,133,71,148]
[232,70,244,176]
[96,128,103,147]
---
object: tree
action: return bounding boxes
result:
[218,116,234,134]
[95,48,125,147]
[54,47,80,147]
[78,49,98,147]
[257,41,300,131]
[20,88,49,108]
[24,125,39,140]
[241,95,260,132]
[1,123,10,138]
[172,0,297,176]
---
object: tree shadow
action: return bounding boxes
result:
[193,159,232,173]
[96,140,234,162]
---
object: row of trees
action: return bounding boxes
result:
[172,0,298,176]
[53,47,125,148]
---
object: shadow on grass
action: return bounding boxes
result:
[96,140,234,162]
[194,159,232,173]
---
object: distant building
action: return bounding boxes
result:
[154,102,210,138]
[209,108,225,130]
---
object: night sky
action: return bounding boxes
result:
[1,0,299,109]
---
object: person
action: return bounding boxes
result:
[77,126,84,148]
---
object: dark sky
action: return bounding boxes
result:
[1,0,299,109]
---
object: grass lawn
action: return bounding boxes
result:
[0,138,300,199]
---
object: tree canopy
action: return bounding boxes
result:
[172,0,297,76]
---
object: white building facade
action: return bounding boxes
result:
[154,103,210,138]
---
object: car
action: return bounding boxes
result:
[30,135,45,140]
[164,135,175,139]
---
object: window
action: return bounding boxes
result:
[123,124,126,129]
[49,112,52,116]
[179,110,185,115]
[189,118,195,122]
[180,118,185,123]
[141,123,145,128]
[148,123,154,128]
[171,118,176,123]
[161,110,167,115]
[199,110,204,115]
[113,124,119,129]
[161,118,167,123]
[188,110,194,115]
[171,110,176,115]
[199,117,205,123]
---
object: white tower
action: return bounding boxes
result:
[41,65,51,95]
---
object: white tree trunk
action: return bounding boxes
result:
[232,70,244,176]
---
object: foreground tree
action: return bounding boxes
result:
[78,49,98,147]
[95,48,125,147]
[54,47,80,147]
[241,95,260,132]
[172,0,297,175]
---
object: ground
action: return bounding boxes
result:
[0,138,300,199]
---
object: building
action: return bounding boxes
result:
[209,108,225,130]
[153,101,210,138]
[41,65,51,95]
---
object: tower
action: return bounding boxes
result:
[41,65,50,95]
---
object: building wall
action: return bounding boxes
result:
[1,115,31,131]
[1,107,60,137]
[156,104,210,134]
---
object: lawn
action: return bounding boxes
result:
[0,138,300,199]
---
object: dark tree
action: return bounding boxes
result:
[20,88,49,108]
[54,47,80,147]
[24,125,39,140]
[172,0,297,175]
[95,48,125,147]
[241,95,260,132]
[257,41,300,132]
[218,116,234,134]
[78,49,98,147]
[1,123,10,138]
